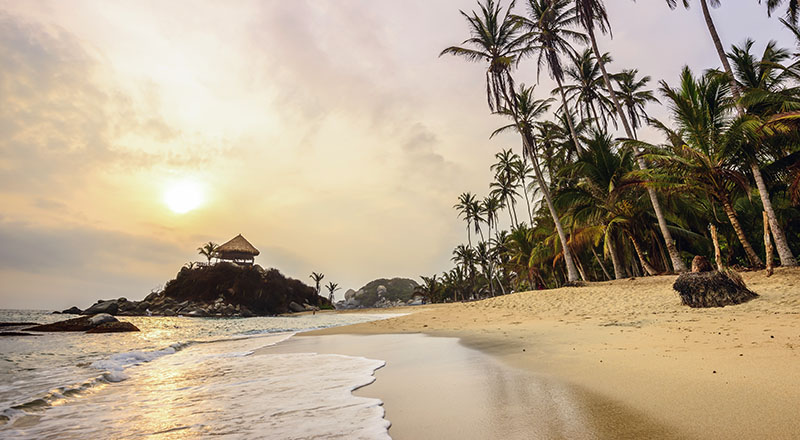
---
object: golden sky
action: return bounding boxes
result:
[0,0,793,308]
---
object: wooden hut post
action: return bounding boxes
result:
[764,211,774,277]
[710,224,723,272]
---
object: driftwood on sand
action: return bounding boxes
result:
[673,270,759,308]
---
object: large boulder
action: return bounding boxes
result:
[25,314,137,333]
[288,301,305,313]
[61,306,83,315]
[82,300,119,316]
[673,270,759,308]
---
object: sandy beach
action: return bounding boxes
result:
[300,268,800,439]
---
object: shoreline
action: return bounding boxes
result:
[304,268,800,439]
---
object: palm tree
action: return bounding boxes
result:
[325,282,341,302]
[555,132,661,277]
[613,69,660,139]
[728,39,799,266]
[635,67,764,267]
[309,272,325,296]
[493,83,582,282]
[574,0,689,273]
[514,157,537,225]
[418,275,440,302]
[490,149,523,226]
[563,48,615,132]
[667,1,798,268]
[439,0,526,112]
[197,242,218,264]
[455,192,479,247]
[515,0,588,153]
[760,0,799,25]
[443,0,581,282]
[483,194,503,240]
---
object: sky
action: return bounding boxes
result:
[0,0,795,309]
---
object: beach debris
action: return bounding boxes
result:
[673,270,759,308]
[24,314,140,333]
[691,256,714,273]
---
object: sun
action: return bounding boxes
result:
[163,178,205,214]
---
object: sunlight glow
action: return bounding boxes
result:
[163,178,205,214]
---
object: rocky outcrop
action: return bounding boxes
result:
[25,314,140,333]
[336,278,420,309]
[76,263,332,318]
[81,300,119,316]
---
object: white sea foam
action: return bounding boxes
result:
[5,335,391,439]
[1,311,403,437]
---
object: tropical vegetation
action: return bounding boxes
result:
[422,0,800,302]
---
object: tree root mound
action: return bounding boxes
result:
[673,270,758,308]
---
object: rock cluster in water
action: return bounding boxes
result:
[336,278,424,309]
[61,263,332,318]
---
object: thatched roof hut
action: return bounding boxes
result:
[215,234,260,265]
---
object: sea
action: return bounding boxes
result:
[0,309,399,439]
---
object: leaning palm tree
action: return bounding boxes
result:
[493,83,583,282]
[633,67,764,267]
[309,272,325,296]
[666,1,797,269]
[443,0,581,283]
[515,0,588,153]
[197,242,218,264]
[574,0,689,273]
[729,39,798,266]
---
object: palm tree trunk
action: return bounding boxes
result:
[555,76,583,154]
[522,132,581,283]
[752,164,797,266]
[627,232,659,276]
[695,0,796,267]
[571,246,589,281]
[764,211,775,276]
[721,198,764,267]
[606,235,624,279]
[586,27,688,274]
[520,165,535,225]
[591,245,612,281]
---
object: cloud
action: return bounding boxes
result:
[0,218,186,308]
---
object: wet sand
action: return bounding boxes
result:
[306,267,800,439]
[258,333,689,439]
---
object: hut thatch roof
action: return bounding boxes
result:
[216,234,260,256]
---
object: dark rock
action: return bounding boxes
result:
[691,256,713,273]
[1,332,36,336]
[673,271,759,308]
[82,300,119,316]
[61,306,83,315]
[89,314,117,325]
[86,321,140,333]
[288,301,305,313]
[0,322,39,327]
[26,314,119,332]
